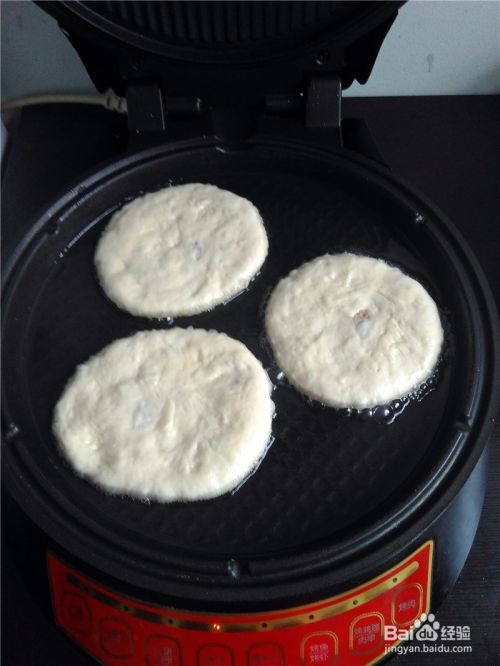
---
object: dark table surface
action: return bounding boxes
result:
[2,96,499,665]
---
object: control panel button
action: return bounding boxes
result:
[99,617,133,657]
[302,633,337,665]
[392,583,423,626]
[61,592,91,633]
[147,636,181,666]
[198,645,233,666]
[248,643,284,665]
[350,613,384,654]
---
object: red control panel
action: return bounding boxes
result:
[48,541,433,665]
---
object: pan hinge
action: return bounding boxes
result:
[126,78,342,148]
[262,74,342,149]
[264,75,342,130]
[306,74,342,130]
[127,81,166,134]
[126,81,202,146]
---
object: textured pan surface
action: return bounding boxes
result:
[2,140,481,567]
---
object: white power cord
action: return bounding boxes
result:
[1,89,128,114]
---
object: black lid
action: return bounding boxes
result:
[40,1,402,102]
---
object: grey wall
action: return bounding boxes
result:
[2,0,500,102]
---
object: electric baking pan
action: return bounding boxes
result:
[2,3,498,665]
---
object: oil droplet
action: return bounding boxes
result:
[373,405,392,424]
[227,559,241,579]
[358,407,375,420]
[5,423,21,441]
[339,368,440,425]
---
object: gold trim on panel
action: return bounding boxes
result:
[48,539,434,648]
[66,560,418,633]
[363,540,434,666]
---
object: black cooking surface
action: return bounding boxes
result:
[3,96,499,666]
[3,140,476,559]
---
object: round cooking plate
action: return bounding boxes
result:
[2,138,495,599]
